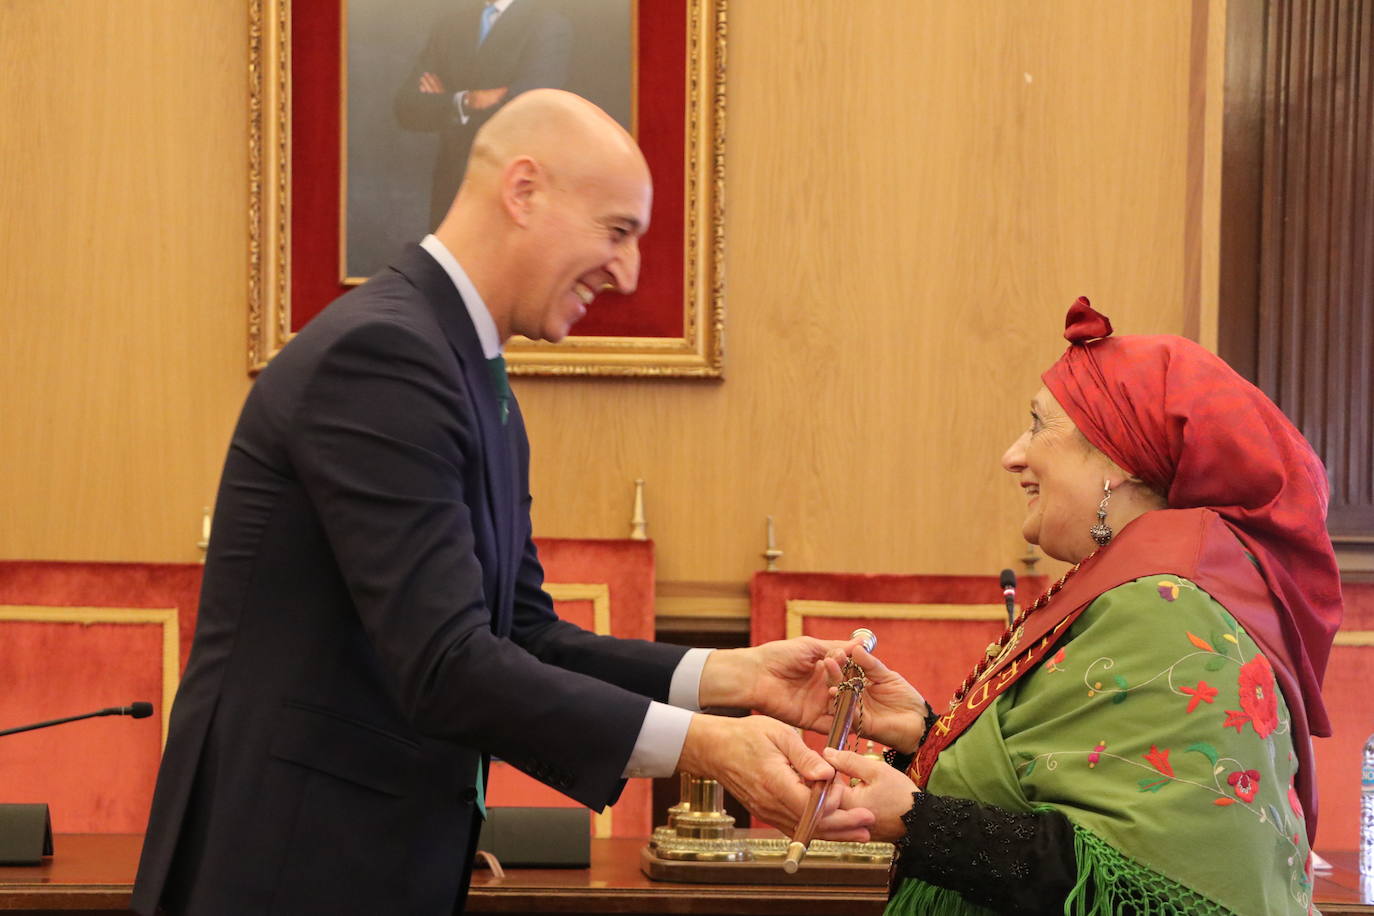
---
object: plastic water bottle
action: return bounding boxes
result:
[1362,732,1374,876]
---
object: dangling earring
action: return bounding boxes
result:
[1090,480,1114,546]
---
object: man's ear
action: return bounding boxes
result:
[501,156,541,227]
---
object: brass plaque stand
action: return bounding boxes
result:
[641,774,892,886]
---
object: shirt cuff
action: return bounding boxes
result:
[622,701,694,778]
[668,647,713,711]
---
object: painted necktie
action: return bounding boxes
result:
[486,355,510,425]
[478,3,499,45]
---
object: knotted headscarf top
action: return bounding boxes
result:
[1042,297,1341,734]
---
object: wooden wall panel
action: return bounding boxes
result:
[0,1,251,563]
[0,2,1210,594]
[518,0,1201,586]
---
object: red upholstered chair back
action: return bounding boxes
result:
[750,570,1048,759]
[0,546,656,839]
[1312,580,1374,851]
[483,538,657,838]
[0,561,202,834]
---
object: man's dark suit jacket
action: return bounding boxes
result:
[132,245,687,915]
[395,0,571,228]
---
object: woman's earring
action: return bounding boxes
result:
[1090,480,1114,546]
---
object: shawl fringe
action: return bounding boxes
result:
[1063,825,1233,916]
[886,877,995,916]
[884,822,1235,916]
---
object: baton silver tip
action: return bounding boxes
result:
[851,627,877,653]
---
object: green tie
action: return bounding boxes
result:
[486,355,510,425]
[475,763,486,819]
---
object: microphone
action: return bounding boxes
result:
[0,702,155,738]
[1000,568,1017,624]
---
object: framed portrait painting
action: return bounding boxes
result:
[248,0,725,377]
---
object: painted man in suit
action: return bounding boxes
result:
[395,0,572,229]
[132,91,875,916]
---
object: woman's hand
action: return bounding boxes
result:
[821,746,921,843]
[821,645,930,753]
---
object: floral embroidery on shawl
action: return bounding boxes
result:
[1180,680,1218,713]
[991,576,1313,914]
[1231,654,1279,737]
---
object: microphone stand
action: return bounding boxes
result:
[783,628,876,874]
[0,703,153,738]
[0,702,153,864]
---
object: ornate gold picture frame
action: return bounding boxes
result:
[247,0,725,378]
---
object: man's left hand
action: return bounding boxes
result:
[676,713,875,839]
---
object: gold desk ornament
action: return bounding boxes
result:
[762,515,783,571]
[630,479,648,541]
[651,773,749,862]
[196,506,211,560]
[644,770,892,884]
[643,627,893,885]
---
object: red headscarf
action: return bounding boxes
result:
[1042,297,1342,737]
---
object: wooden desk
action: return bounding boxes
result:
[0,834,134,915]
[1,836,1370,915]
[469,839,881,915]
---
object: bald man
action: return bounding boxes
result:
[132,92,870,916]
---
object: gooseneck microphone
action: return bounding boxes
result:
[0,702,154,738]
[1000,568,1017,624]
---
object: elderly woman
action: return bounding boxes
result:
[825,299,1342,915]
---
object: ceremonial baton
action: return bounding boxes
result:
[782,627,877,873]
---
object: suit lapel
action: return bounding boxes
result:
[390,245,516,632]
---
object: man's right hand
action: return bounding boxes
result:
[418,71,445,94]
[675,713,875,841]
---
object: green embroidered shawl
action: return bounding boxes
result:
[889,576,1316,916]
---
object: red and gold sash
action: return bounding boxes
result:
[908,570,1092,786]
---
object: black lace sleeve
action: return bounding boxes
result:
[890,791,1080,916]
[880,706,940,773]
[882,746,916,772]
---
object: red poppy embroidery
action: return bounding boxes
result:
[1180,680,1218,713]
[1236,653,1279,737]
[1288,779,1304,819]
[1144,744,1174,777]
[1227,769,1260,803]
